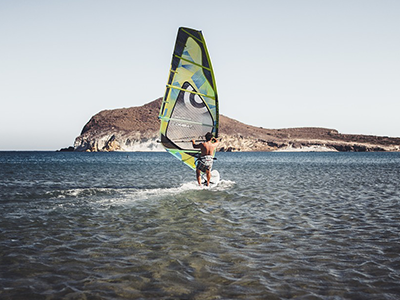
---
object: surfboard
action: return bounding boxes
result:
[202,169,220,187]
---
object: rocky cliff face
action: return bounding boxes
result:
[73,98,400,152]
[74,100,163,152]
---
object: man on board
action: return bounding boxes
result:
[192,132,219,186]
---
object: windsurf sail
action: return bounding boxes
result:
[159,27,219,170]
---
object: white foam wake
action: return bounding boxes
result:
[51,180,235,208]
[130,179,235,199]
[100,179,235,206]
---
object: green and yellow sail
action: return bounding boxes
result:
[159,27,219,170]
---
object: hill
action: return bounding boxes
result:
[72,98,400,152]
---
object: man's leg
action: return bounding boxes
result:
[196,169,202,186]
[206,169,211,186]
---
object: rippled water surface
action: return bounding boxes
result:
[1,151,400,299]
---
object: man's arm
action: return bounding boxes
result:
[192,140,201,149]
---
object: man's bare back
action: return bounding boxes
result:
[191,136,219,156]
[197,140,218,156]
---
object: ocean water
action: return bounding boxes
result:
[1,151,400,300]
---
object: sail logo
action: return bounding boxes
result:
[172,121,193,129]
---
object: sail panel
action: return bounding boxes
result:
[159,27,218,170]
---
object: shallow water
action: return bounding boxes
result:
[1,151,400,299]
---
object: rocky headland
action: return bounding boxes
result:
[72,98,400,152]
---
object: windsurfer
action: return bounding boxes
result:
[192,132,219,186]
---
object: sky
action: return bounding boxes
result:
[1,0,399,150]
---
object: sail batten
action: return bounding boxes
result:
[159,27,219,170]
[159,116,214,127]
[166,84,216,99]
[181,28,203,43]
[174,55,212,71]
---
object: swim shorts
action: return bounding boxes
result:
[196,155,214,172]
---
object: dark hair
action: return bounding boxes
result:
[205,132,213,141]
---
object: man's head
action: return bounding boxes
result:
[205,132,213,141]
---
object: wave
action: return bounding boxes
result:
[43,179,235,204]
